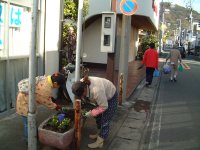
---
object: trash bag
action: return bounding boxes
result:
[163,63,171,74]
[153,69,160,77]
[178,64,184,72]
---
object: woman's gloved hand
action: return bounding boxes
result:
[83,111,92,118]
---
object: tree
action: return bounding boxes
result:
[61,0,89,65]
[62,0,89,46]
[141,34,159,56]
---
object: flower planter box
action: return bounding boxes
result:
[38,103,95,150]
[38,120,74,150]
[38,109,75,150]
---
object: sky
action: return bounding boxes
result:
[163,0,200,13]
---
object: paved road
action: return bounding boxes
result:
[142,57,200,150]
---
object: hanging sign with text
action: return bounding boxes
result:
[0,3,4,49]
[0,3,23,49]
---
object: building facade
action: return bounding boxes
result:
[0,0,63,115]
[0,0,160,115]
[81,0,159,99]
[82,0,159,64]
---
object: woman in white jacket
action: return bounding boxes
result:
[72,76,118,149]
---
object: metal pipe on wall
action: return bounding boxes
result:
[75,0,83,82]
[159,0,164,53]
[5,0,11,112]
[59,0,64,71]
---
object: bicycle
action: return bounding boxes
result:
[59,63,89,104]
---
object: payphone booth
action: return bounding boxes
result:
[100,12,116,53]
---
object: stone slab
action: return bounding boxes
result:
[117,126,141,141]
[122,118,145,129]
[107,137,139,150]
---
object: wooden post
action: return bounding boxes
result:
[75,99,81,150]
[119,73,123,105]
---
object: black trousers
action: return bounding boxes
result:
[146,67,155,85]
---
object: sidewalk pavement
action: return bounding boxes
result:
[79,77,160,150]
[0,60,161,150]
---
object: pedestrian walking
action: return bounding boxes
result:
[72,76,118,149]
[166,46,182,82]
[16,73,67,144]
[138,42,158,86]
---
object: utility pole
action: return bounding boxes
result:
[190,8,193,39]
[75,0,83,82]
[189,0,193,40]
[118,15,131,101]
[159,0,164,53]
[178,19,182,46]
[28,0,38,149]
[74,2,83,149]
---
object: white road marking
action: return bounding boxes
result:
[148,102,163,150]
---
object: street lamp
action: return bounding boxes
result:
[190,8,193,39]
[177,19,182,46]
[159,4,170,53]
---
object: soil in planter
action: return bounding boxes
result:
[43,109,75,133]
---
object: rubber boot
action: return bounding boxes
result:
[89,130,100,139]
[88,136,104,149]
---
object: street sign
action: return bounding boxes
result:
[120,0,138,16]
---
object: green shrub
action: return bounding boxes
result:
[141,34,159,56]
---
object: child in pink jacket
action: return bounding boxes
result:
[16,73,66,143]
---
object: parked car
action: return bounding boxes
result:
[187,47,195,55]
[178,46,186,58]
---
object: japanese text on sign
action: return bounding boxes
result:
[0,3,23,49]
[0,3,3,49]
[0,3,23,27]
[10,5,23,27]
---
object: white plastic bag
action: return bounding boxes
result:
[163,63,171,74]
